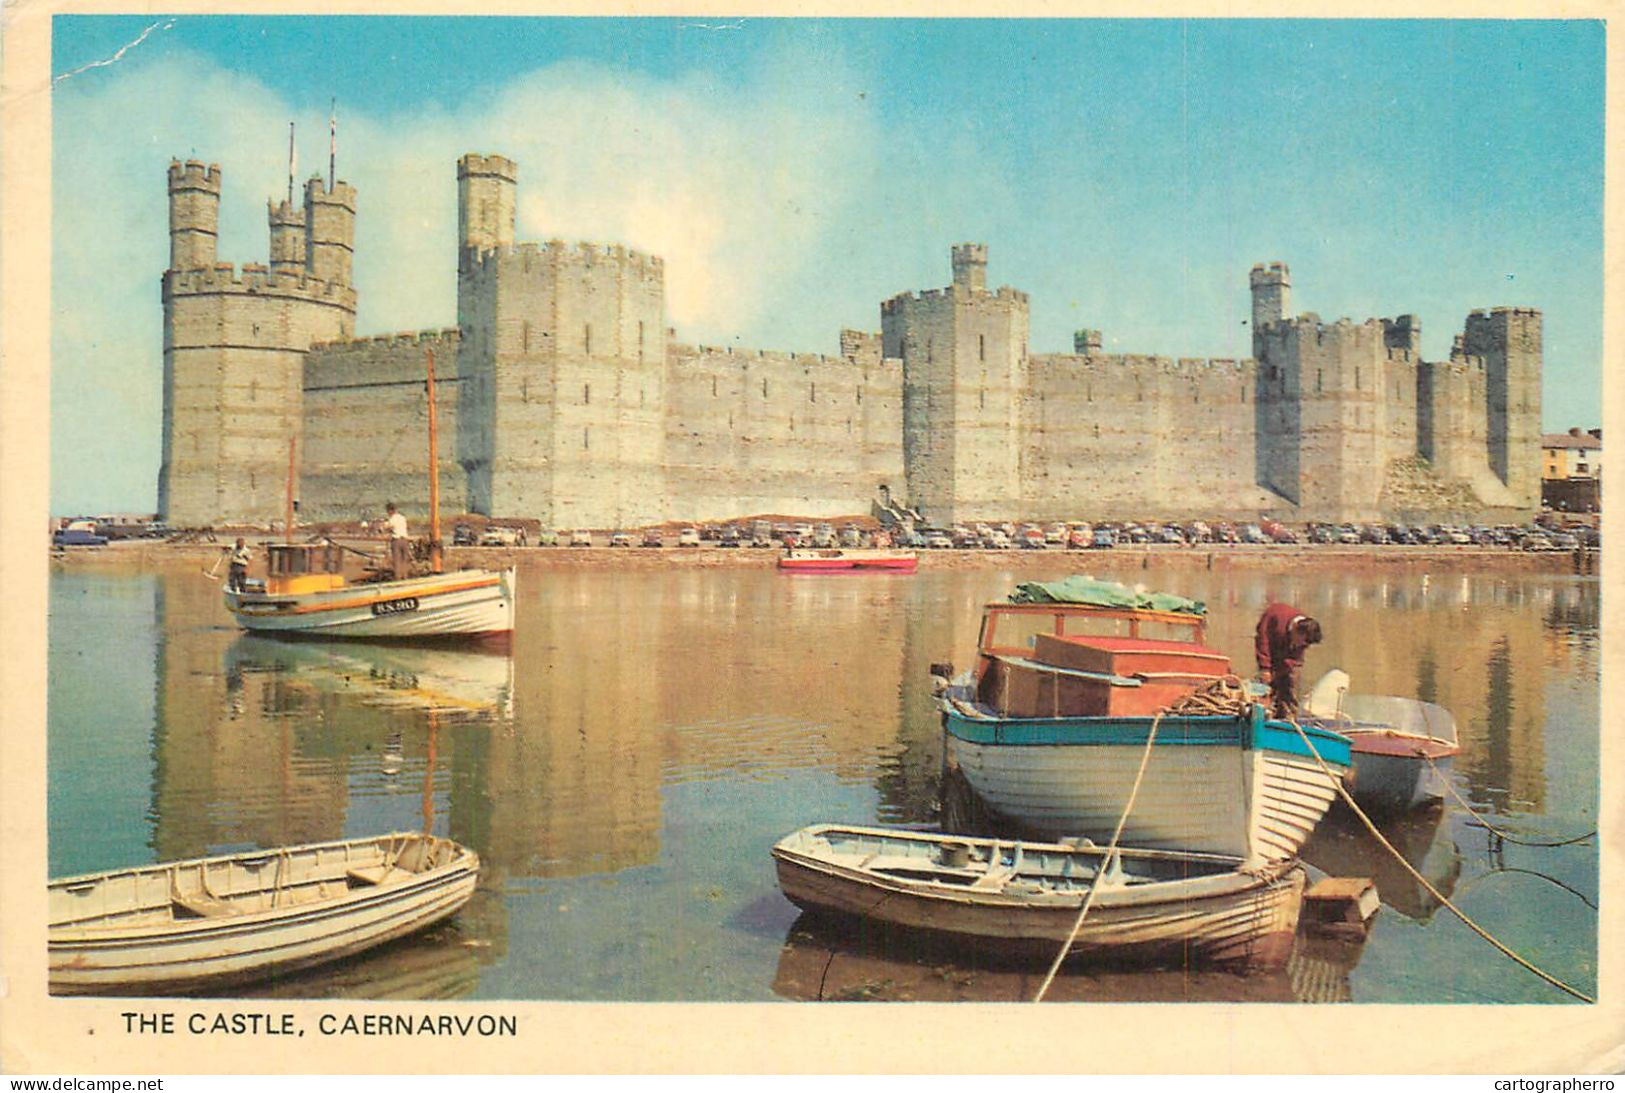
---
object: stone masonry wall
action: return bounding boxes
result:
[160,264,355,526]
[663,345,904,520]
[301,329,465,523]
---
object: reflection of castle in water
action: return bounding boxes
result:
[148,566,1590,906]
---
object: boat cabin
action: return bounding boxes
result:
[976,602,1207,665]
[262,542,347,596]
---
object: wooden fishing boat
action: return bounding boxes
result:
[225,549,515,639]
[1304,670,1461,813]
[777,548,918,573]
[935,579,1351,861]
[49,833,479,995]
[772,824,1305,968]
[224,347,514,640]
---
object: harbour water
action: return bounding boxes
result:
[47,560,1598,1003]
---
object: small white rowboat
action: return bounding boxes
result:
[50,833,479,995]
[772,824,1305,968]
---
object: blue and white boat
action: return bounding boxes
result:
[935,580,1352,863]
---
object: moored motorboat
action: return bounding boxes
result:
[778,548,918,573]
[772,823,1305,968]
[936,578,1352,861]
[49,833,479,995]
[1304,670,1461,813]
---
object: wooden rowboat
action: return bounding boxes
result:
[772,824,1306,968]
[50,833,479,995]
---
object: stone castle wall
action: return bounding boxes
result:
[301,329,465,522]
[663,344,904,519]
[1020,353,1264,519]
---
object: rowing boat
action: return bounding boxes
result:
[772,824,1305,968]
[49,833,479,995]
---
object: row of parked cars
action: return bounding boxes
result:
[452,519,885,550]
[900,518,1598,553]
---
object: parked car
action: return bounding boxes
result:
[479,524,527,547]
[677,527,701,548]
[53,519,108,547]
[923,530,954,549]
[841,525,866,548]
[533,529,559,547]
[1021,528,1047,549]
[1067,528,1091,549]
[811,524,837,548]
[1239,524,1268,544]
[1091,528,1116,549]
[1158,525,1186,545]
[609,531,634,548]
[718,527,742,548]
[569,529,593,547]
[986,530,1014,549]
[452,523,477,546]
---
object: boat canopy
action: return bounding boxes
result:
[1008,577,1206,616]
[265,541,345,577]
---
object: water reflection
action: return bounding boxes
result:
[771,912,1369,1004]
[47,559,1598,1002]
[1299,806,1461,923]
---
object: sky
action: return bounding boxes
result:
[49,16,1605,515]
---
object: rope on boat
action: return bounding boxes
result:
[1283,718,1595,1004]
[1418,751,1596,848]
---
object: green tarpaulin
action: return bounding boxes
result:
[1007,577,1206,615]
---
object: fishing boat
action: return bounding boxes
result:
[224,348,514,640]
[49,833,479,995]
[778,548,918,573]
[1304,670,1461,813]
[772,824,1306,968]
[936,578,1352,862]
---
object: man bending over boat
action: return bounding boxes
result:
[1254,603,1323,720]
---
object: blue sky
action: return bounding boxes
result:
[51,17,1604,514]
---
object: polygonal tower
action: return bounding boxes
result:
[455,153,667,528]
[158,159,357,527]
[1463,307,1543,510]
[882,243,1029,526]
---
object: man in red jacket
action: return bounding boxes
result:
[1255,603,1323,719]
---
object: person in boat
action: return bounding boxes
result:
[227,537,251,591]
[1254,603,1323,720]
[384,502,412,580]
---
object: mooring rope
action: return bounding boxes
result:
[1030,676,1259,1003]
[1283,718,1595,1004]
[1418,750,1596,848]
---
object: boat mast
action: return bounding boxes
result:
[285,436,296,544]
[426,347,443,574]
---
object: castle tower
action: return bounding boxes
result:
[1249,262,1291,357]
[158,159,358,527]
[268,199,306,276]
[456,154,666,527]
[303,175,355,285]
[167,160,220,270]
[1463,307,1543,510]
[458,154,517,273]
[882,244,1028,525]
[951,243,988,293]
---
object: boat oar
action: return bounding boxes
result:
[201,551,225,581]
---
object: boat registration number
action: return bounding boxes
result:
[372,597,420,616]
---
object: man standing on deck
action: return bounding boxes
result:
[227,537,251,591]
[1255,603,1322,720]
[384,502,411,580]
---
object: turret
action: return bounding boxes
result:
[1249,262,1291,355]
[268,199,306,276]
[167,160,221,270]
[1073,329,1103,355]
[1463,306,1543,506]
[304,175,355,285]
[458,153,517,273]
[951,242,988,293]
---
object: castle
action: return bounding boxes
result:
[158,152,1541,529]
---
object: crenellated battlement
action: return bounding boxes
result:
[267,198,304,226]
[310,328,461,354]
[457,153,517,182]
[674,343,859,370]
[468,239,666,279]
[163,262,358,307]
[167,159,221,192]
[1033,351,1257,379]
[303,175,356,210]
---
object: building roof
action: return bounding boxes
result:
[1542,431,1601,450]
